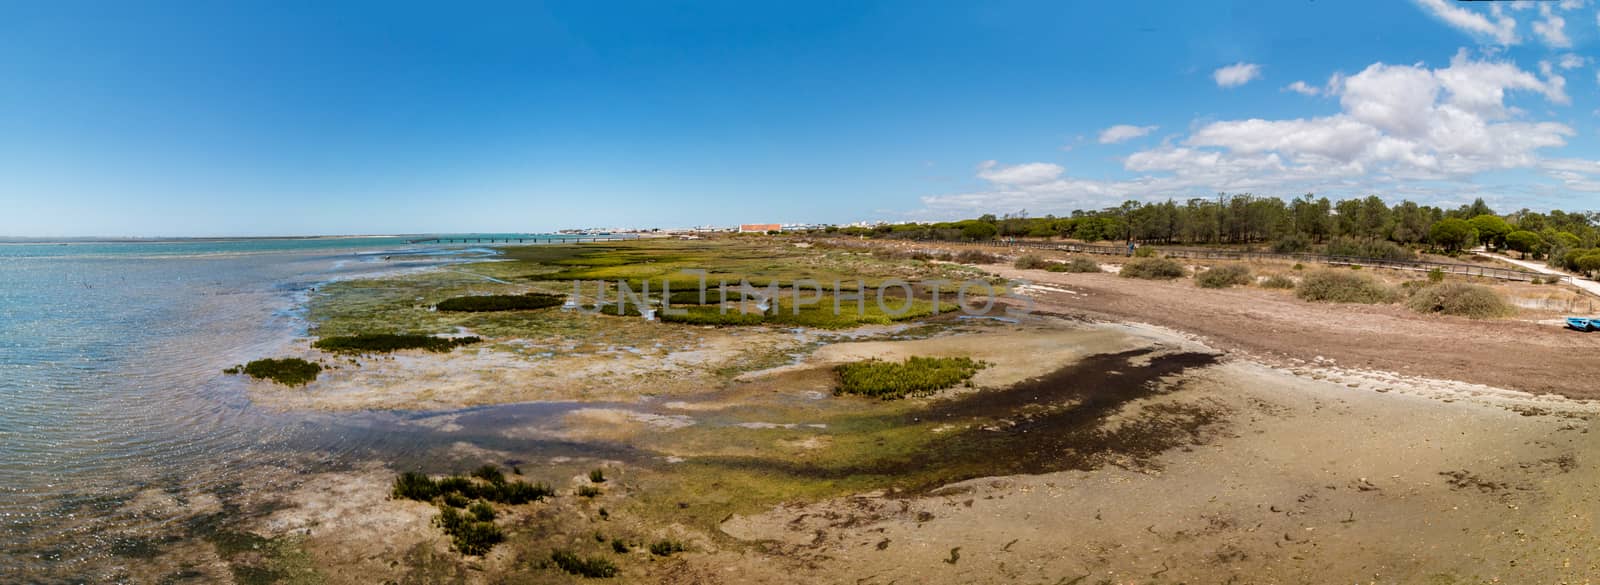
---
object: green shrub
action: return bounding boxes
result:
[576,485,602,498]
[468,500,496,522]
[649,540,686,557]
[1272,233,1312,254]
[1046,258,1101,273]
[392,472,438,501]
[1292,263,1305,271]
[1119,258,1187,280]
[1133,246,1157,258]
[611,539,630,553]
[1405,283,1514,319]
[835,356,987,400]
[550,549,618,578]
[235,358,322,387]
[1013,254,1047,269]
[470,464,506,485]
[1196,264,1252,289]
[955,249,1001,264]
[1259,274,1296,289]
[1294,270,1397,304]
[1427,268,1445,283]
[392,472,551,505]
[435,505,503,556]
[589,469,607,483]
[436,293,565,312]
[313,334,480,354]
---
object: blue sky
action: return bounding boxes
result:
[1,0,1598,236]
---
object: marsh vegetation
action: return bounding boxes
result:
[225,358,322,387]
[435,292,565,312]
[312,333,481,354]
[834,356,987,399]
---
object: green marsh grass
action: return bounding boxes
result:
[312,333,481,354]
[436,292,565,312]
[834,356,987,399]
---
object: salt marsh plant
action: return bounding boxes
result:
[435,505,503,556]
[550,549,619,578]
[228,358,322,387]
[391,470,552,505]
[1295,270,1398,304]
[312,333,481,354]
[576,485,602,498]
[435,292,565,312]
[1013,254,1047,269]
[1119,258,1187,280]
[589,468,607,483]
[1196,264,1253,289]
[1046,258,1102,273]
[834,356,987,399]
[649,540,686,557]
[1405,283,1513,319]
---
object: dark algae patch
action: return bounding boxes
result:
[312,333,481,354]
[226,358,322,387]
[435,292,565,312]
[696,349,1222,493]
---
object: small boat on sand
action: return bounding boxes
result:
[1567,317,1594,331]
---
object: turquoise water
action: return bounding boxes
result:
[0,235,621,582]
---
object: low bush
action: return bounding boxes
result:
[576,485,602,498]
[468,500,496,522]
[1119,258,1187,280]
[1133,246,1158,258]
[955,250,1001,264]
[1404,283,1514,319]
[611,539,630,553]
[1294,270,1397,304]
[1259,274,1296,289]
[835,356,987,400]
[1272,233,1312,254]
[471,464,506,484]
[551,549,618,578]
[1046,258,1101,273]
[1013,254,1047,269]
[1427,268,1445,283]
[313,334,481,354]
[231,358,322,387]
[1196,264,1252,289]
[436,292,565,312]
[391,471,552,505]
[436,505,503,556]
[589,468,607,483]
[649,540,686,557]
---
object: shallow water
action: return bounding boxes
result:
[0,236,616,581]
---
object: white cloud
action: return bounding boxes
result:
[1097,124,1158,144]
[1558,53,1589,69]
[1284,81,1320,96]
[1213,62,1263,88]
[1412,0,1519,45]
[975,161,1063,185]
[1532,2,1571,48]
[918,50,1588,216]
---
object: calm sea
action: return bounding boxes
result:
[0,235,608,582]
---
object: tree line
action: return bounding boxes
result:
[820,194,1600,274]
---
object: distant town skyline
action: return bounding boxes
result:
[4,1,1600,237]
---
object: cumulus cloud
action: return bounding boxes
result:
[1284,81,1321,96]
[1213,62,1262,88]
[1412,0,1519,45]
[975,161,1063,185]
[918,50,1588,216]
[1097,124,1158,144]
[1558,53,1589,69]
[1532,2,1571,48]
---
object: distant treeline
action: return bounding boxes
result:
[819,195,1600,270]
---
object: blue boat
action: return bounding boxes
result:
[1567,317,1593,331]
